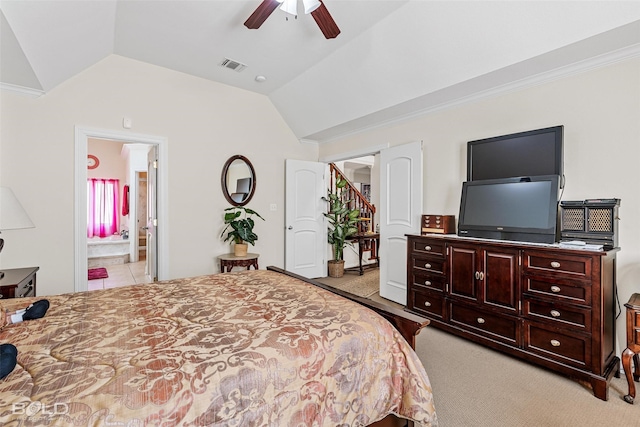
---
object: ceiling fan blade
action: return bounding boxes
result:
[311,2,340,39]
[244,0,281,29]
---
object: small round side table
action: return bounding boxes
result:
[218,253,259,273]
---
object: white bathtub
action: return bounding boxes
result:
[88,235,130,266]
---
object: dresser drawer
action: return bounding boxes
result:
[525,322,591,368]
[523,276,591,306]
[524,251,592,279]
[523,299,591,331]
[411,271,446,292]
[450,303,519,345]
[15,277,35,298]
[408,288,446,319]
[411,255,445,275]
[411,239,446,258]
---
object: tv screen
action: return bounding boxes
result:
[236,177,252,194]
[467,126,563,185]
[458,175,560,244]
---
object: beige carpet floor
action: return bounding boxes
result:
[318,268,379,298]
[317,269,639,426]
[415,326,639,426]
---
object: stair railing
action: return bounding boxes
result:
[329,163,377,260]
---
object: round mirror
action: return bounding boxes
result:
[221,155,256,206]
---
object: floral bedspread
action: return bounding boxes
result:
[0,270,437,426]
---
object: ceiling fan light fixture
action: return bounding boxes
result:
[279,0,297,17]
[302,0,321,14]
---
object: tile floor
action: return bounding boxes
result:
[88,261,154,291]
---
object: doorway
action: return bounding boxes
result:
[74,126,168,292]
[313,141,423,305]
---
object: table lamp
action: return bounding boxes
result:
[0,187,35,279]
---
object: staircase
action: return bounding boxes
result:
[329,163,377,260]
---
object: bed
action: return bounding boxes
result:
[0,267,438,426]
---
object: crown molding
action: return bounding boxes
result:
[0,83,44,98]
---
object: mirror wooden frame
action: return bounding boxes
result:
[221,155,256,206]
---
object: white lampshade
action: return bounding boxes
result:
[279,0,297,16]
[302,0,321,14]
[0,187,35,230]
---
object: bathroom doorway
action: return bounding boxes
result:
[74,126,168,292]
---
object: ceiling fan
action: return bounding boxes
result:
[244,0,340,39]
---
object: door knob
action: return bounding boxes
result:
[287,226,293,230]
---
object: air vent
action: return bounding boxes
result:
[219,58,247,72]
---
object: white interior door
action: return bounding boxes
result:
[285,159,326,278]
[379,141,423,304]
[146,145,158,281]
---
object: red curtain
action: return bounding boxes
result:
[87,178,119,237]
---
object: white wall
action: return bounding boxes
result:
[0,55,317,295]
[319,57,640,357]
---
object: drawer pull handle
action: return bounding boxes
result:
[550,339,561,347]
[475,271,480,280]
[550,286,561,293]
[425,246,431,251]
[550,310,561,318]
[424,301,432,307]
[424,263,431,269]
[424,280,431,286]
[477,317,485,324]
[550,261,561,268]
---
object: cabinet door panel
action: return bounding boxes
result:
[449,245,478,301]
[483,248,519,312]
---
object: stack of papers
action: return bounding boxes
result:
[558,241,604,250]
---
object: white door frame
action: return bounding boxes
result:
[74,126,169,292]
[319,144,389,164]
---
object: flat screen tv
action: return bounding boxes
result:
[467,125,564,186]
[236,177,252,194]
[458,175,560,244]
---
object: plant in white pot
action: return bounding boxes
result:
[324,177,360,277]
[221,206,264,256]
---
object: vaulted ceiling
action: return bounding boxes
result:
[2,1,639,143]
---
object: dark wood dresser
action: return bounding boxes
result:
[0,267,38,299]
[622,293,640,404]
[406,234,619,400]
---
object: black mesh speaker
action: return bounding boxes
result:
[559,199,620,248]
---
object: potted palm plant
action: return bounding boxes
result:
[221,206,265,256]
[324,177,360,277]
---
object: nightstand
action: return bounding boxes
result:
[218,253,259,273]
[0,267,38,299]
[622,293,640,404]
